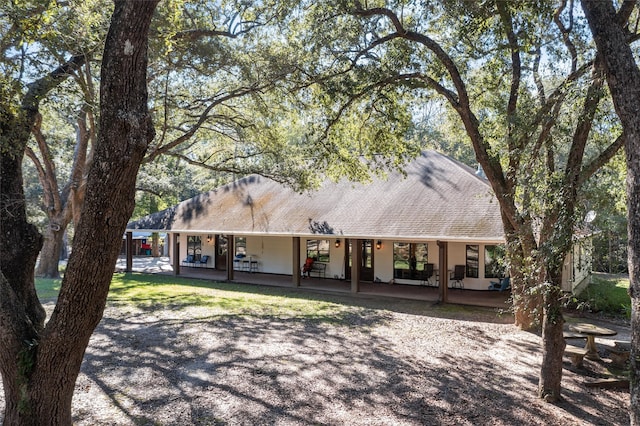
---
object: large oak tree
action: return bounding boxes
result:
[581,1,640,423]
[289,1,623,401]
[0,0,158,422]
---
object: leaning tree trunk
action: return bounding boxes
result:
[0,1,158,423]
[0,124,46,422]
[581,1,640,423]
[0,50,85,426]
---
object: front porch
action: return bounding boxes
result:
[116,256,512,309]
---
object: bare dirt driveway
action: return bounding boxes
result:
[0,280,631,425]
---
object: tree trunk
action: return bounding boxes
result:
[510,261,544,330]
[152,232,160,257]
[0,1,158,423]
[538,276,566,402]
[0,150,45,424]
[30,101,93,279]
[35,224,65,278]
[581,1,640,423]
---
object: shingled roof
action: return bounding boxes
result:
[127,150,504,242]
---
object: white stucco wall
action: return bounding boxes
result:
[245,236,293,275]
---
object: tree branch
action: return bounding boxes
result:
[578,134,625,186]
[146,82,273,163]
[22,54,86,117]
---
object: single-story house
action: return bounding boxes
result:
[126,150,590,297]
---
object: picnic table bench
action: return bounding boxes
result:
[609,341,631,367]
[564,344,589,367]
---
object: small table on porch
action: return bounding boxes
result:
[568,322,617,361]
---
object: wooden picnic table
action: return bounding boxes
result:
[568,323,617,360]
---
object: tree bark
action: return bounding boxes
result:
[538,272,566,402]
[36,226,65,278]
[1,50,85,426]
[0,1,158,423]
[581,1,640,423]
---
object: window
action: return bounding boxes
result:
[393,242,428,279]
[217,235,228,256]
[484,245,506,278]
[307,239,330,263]
[235,237,246,256]
[466,245,479,278]
[187,235,202,261]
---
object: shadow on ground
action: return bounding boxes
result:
[64,300,629,426]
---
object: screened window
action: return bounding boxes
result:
[466,245,479,278]
[484,245,506,278]
[307,239,330,263]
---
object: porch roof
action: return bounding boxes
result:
[127,150,505,243]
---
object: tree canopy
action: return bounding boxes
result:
[279,0,624,401]
[1,0,637,422]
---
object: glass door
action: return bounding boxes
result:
[361,240,374,281]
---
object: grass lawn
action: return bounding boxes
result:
[575,274,631,318]
[37,273,360,319]
[36,271,632,323]
[35,277,61,300]
[109,273,369,321]
[35,272,504,323]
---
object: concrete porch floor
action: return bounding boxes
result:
[116,256,512,309]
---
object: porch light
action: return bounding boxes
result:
[376,240,382,250]
[207,234,212,243]
[335,239,341,248]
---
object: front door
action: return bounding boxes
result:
[345,239,375,281]
[360,239,374,281]
[215,235,227,270]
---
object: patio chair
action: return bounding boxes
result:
[422,263,436,286]
[488,277,510,292]
[196,255,209,267]
[181,255,195,267]
[450,265,465,289]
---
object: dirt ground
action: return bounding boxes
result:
[0,292,631,425]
